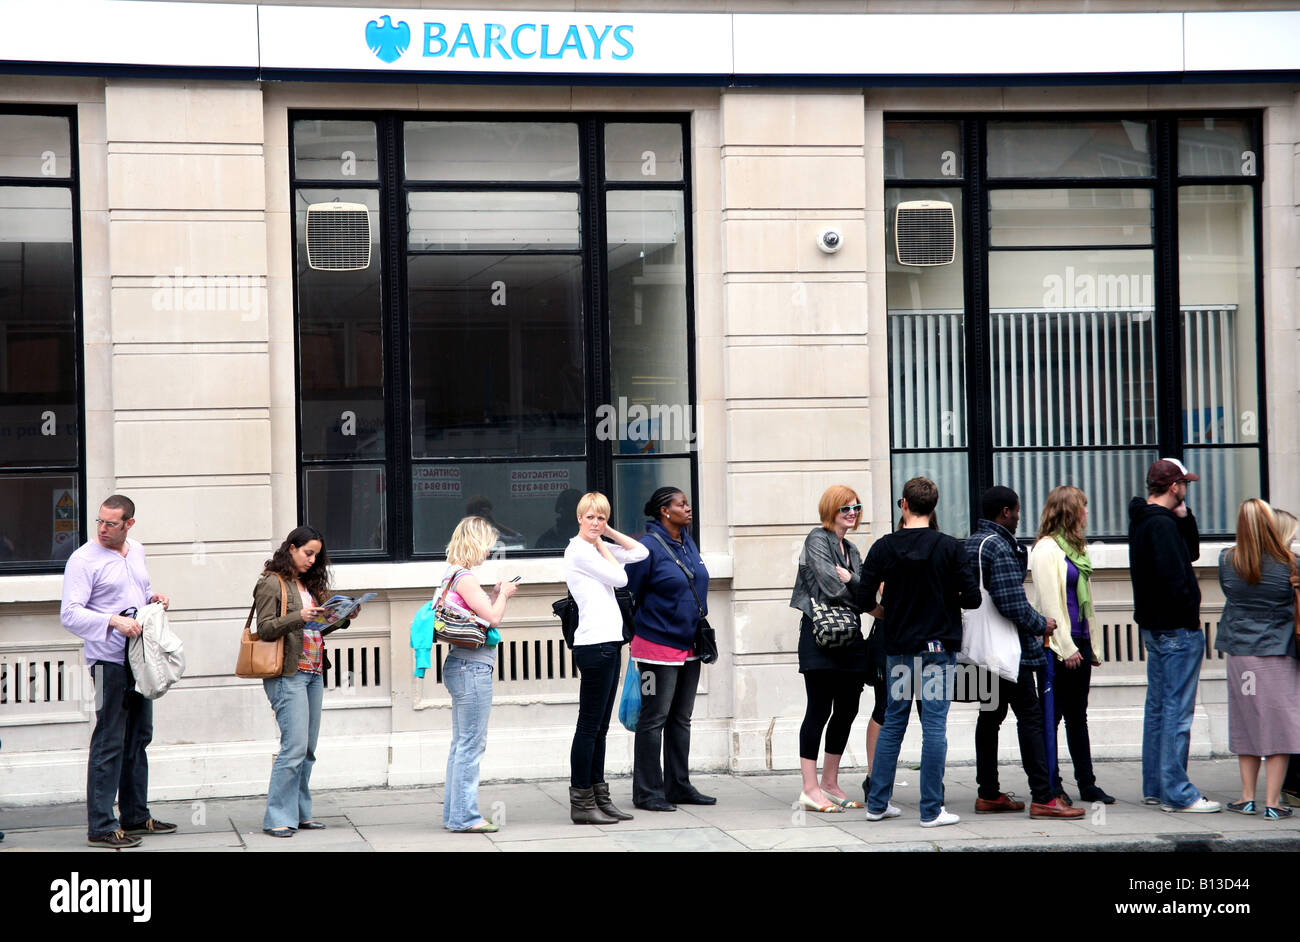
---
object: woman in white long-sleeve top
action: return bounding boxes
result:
[563,491,649,824]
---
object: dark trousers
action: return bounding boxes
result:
[1050,655,1097,792]
[87,660,153,836]
[975,663,1053,804]
[1284,756,1300,794]
[633,659,701,804]
[800,671,865,760]
[570,641,623,788]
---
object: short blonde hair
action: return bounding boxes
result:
[445,516,499,569]
[817,485,861,531]
[575,491,610,520]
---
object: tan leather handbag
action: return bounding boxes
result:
[235,574,288,679]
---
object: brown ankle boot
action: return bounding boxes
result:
[593,782,634,821]
[570,786,619,824]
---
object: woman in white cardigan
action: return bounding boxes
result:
[1029,485,1114,805]
[562,491,649,825]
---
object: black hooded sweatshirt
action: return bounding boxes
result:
[1127,497,1202,634]
[857,528,981,656]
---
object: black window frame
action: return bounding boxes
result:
[0,104,86,574]
[288,110,699,561]
[885,111,1267,540]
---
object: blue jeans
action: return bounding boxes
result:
[87,660,153,836]
[571,642,623,788]
[262,670,323,830]
[868,651,956,822]
[1141,628,1204,809]
[443,656,495,830]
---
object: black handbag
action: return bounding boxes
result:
[648,532,717,665]
[552,588,636,650]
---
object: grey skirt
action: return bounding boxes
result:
[1226,654,1300,756]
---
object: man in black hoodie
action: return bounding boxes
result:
[858,476,980,828]
[1129,457,1221,813]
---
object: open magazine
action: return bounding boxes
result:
[306,593,377,628]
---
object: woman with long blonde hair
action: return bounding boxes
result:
[1216,499,1300,819]
[439,516,518,833]
[1029,485,1114,805]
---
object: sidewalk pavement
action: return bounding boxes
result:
[2,757,1297,852]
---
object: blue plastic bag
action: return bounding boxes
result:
[618,655,641,732]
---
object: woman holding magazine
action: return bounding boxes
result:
[253,525,357,838]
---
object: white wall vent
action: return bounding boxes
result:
[306,202,372,271]
[895,200,956,267]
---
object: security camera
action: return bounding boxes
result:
[817,227,844,254]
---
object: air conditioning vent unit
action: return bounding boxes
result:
[306,202,372,271]
[895,200,956,267]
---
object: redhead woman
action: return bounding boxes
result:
[789,485,868,812]
[562,491,649,824]
[440,516,519,833]
[1216,500,1300,819]
[253,526,353,837]
[1028,486,1113,805]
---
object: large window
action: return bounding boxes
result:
[291,115,695,558]
[885,115,1264,538]
[0,109,82,571]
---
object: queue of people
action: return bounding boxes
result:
[56,459,1299,844]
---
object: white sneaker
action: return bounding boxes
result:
[1161,797,1222,813]
[920,806,961,828]
[865,804,901,821]
[1142,796,1162,805]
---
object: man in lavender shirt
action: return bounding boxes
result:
[62,495,176,848]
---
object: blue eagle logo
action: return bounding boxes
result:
[366,15,410,63]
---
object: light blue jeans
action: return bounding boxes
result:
[443,656,495,831]
[868,651,956,822]
[262,670,323,830]
[1141,628,1205,809]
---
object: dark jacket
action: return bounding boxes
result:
[857,528,980,656]
[1214,551,1298,657]
[252,572,350,677]
[965,520,1046,668]
[1127,497,1201,634]
[626,520,709,650]
[791,526,868,673]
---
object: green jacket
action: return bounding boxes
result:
[252,572,350,677]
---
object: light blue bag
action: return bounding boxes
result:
[618,656,641,732]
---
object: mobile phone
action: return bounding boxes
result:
[509,575,522,583]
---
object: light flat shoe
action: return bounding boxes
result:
[865,804,901,821]
[1161,797,1222,813]
[920,807,960,828]
[798,792,843,814]
[456,821,500,833]
[825,793,864,810]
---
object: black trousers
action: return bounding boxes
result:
[799,670,865,760]
[570,641,623,788]
[87,660,153,837]
[633,659,701,804]
[1050,655,1097,792]
[975,663,1053,804]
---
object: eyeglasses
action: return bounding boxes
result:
[95,518,126,530]
[838,504,863,515]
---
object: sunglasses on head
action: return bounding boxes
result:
[838,503,863,515]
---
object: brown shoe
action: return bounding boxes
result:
[975,792,1026,814]
[1030,797,1086,819]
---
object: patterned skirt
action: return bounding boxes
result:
[1226,654,1300,756]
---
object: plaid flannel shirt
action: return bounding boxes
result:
[965,519,1047,668]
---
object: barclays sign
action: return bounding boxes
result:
[366,15,635,64]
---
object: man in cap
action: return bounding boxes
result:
[1128,458,1221,813]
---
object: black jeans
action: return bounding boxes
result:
[87,660,153,836]
[1050,655,1097,792]
[800,671,865,760]
[975,663,1053,804]
[633,659,701,804]
[570,641,623,788]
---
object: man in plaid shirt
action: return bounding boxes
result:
[965,486,1084,820]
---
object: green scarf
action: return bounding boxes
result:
[1054,533,1094,623]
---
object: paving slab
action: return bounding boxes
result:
[494,835,626,852]
[727,825,865,850]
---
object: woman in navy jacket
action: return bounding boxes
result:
[625,486,714,811]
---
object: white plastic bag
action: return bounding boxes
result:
[959,535,1022,683]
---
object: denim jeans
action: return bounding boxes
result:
[1141,628,1205,809]
[87,660,153,836]
[443,655,495,830]
[974,664,1053,804]
[571,642,623,789]
[262,670,323,830]
[868,651,955,822]
[633,659,701,804]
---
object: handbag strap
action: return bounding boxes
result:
[974,534,997,593]
[649,531,704,617]
[434,567,469,611]
[244,573,291,634]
